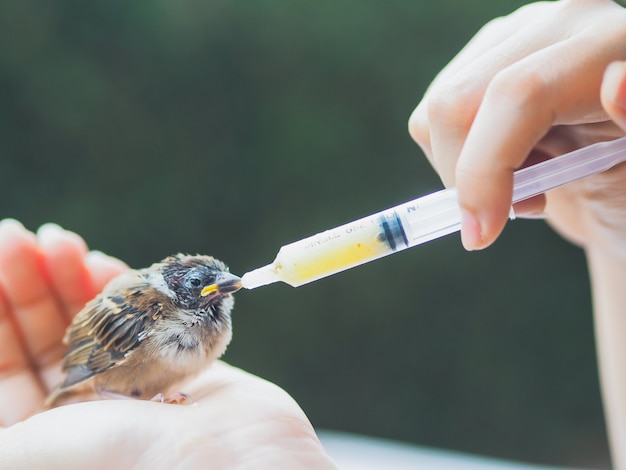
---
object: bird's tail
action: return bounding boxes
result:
[39,383,91,412]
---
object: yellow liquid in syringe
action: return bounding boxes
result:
[242,214,396,288]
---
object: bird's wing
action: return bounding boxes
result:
[61,273,167,389]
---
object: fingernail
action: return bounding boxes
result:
[0,219,29,242]
[0,218,25,233]
[85,250,112,265]
[604,61,626,111]
[461,210,482,251]
[85,250,129,270]
[0,219,38,253]
[36,223,65,247]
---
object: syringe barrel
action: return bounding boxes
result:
[389,188,462,248]
[272,188,462,287]
[244,137,626,289]
[274,212,395,286]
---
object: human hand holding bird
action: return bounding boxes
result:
[0,220,336,469]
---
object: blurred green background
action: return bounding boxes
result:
[0,0,610,467]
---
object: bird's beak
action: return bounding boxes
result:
[201,272,243,297]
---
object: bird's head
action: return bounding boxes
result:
[160,254,242,312]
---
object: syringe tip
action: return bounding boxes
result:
[241,263,280,289]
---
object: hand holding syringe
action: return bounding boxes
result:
[242,137,626,289]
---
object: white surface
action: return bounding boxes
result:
[318,431,574,470]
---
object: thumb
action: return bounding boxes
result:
[601,61,626,132]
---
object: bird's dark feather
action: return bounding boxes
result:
[61,278,170,389]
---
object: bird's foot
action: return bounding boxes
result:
[150,391,193,405]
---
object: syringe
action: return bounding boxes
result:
[242,137,626,289]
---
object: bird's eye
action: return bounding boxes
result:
[184,273,203,290]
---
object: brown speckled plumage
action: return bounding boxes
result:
[42,254,242,409]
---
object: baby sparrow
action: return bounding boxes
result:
[42,254,242,409]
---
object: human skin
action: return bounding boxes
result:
[0,220,337,469]
[408,0,626,467]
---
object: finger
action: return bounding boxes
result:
[0,282,46,425]
[408,14,515,168]
[84,251,128,294]
[456,34,618,250]
[409,2,560,180]
[37,224,94,321]
[424,2,553,89]
[601,61,626,131]
[0,220,67,372]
